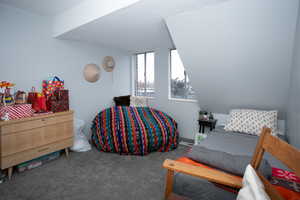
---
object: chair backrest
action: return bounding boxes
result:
[250,128,300,200]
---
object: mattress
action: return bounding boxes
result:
[196,127,288,170]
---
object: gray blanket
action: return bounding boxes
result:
[187,145,272,178]
[194,128,288,170]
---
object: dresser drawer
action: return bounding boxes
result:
[1,138,73,169]
[42,114,73,126]
[0,112,73,135]
[1,121,73,156]
[1,119,45,135]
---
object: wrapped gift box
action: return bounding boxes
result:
[0,104,34,120]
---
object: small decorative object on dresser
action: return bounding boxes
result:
[14,90,27,104]
[3,88,14,106]
[0,110,74,180]
[0,82,15,107]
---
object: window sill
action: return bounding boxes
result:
[133,95,155,99]
[168,98,198,103]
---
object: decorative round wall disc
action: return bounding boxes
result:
[102,56,115,72]
[83,64,101,83]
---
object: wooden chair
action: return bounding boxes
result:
[163,128,300,200]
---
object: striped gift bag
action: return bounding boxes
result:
[0,104,34,120]
[42,76,64,98]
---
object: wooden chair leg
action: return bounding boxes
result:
[7,167,13,180]
[65,148,69,158]
[165,169,174,200]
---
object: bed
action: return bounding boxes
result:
[165,128,300,200]
[172,127,300,200]
[91,106,179,155]
[172,109,299,200]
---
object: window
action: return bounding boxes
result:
[170,49,195,100]
[134,52,155,97]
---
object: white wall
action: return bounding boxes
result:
[166,0,299,119]
[145,49,200,140]
[0,4,131,133]
[287,2,300,148]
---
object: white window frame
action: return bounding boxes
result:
[168,49,197,103]
[132,52,155,98]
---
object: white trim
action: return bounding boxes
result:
[168,97,198,103]
[131,55,136,96]
[132,52,155,97]
[132,95,155,99]
[168,49,172,100]
[168,49,197,103]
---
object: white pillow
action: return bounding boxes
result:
[224,109,278,136]
[130,96,148,107]
[237,165,271,200]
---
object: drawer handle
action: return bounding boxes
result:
[38,147,49,152]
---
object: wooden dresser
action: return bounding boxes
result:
[0,111,74,179]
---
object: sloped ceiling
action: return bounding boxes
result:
[165,0,299,118]
[0,0,228,52]
[56,0,228,52]
[0,0,86,16]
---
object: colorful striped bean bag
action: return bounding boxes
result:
[91,106,179,155]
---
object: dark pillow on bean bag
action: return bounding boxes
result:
[113,95,131,106]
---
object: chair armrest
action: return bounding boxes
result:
[163,159,243,189]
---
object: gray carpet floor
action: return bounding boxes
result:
[0,146,188,200]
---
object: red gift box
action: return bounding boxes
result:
[47,100,69,113]
[0,104,34,120]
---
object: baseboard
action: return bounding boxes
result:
[179,137,194,147]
